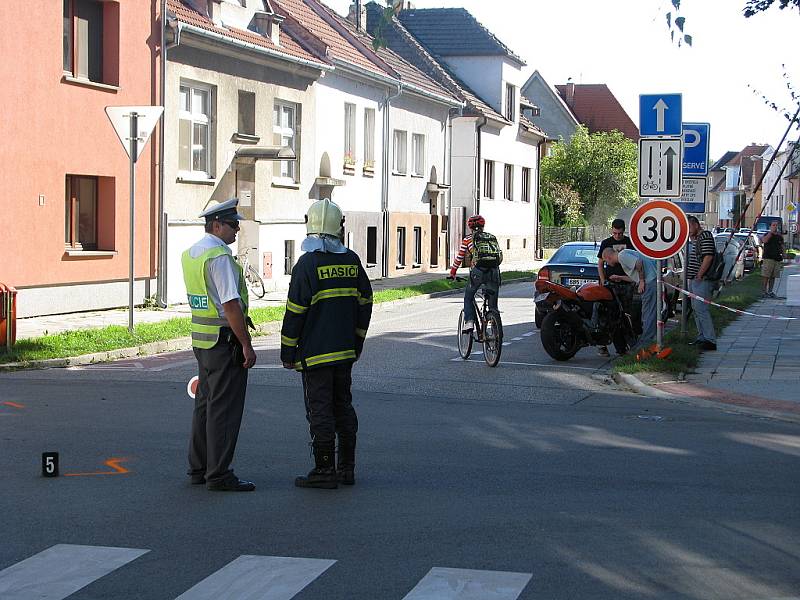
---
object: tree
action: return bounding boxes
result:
[540,126,639,226]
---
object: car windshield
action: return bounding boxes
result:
[550,245,600,265]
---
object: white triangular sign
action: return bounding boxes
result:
[105,106,164,162]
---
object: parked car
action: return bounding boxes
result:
[712,235,745,282]
[533,241,682,328]
[733,233,761,271]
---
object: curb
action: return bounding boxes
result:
[1,278,533,371]
[612,372,800,425]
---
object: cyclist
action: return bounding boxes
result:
[448,215,502,332]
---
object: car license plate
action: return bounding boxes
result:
[562,277,590,287]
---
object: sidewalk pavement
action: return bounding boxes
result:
[15,260,543,340]
[648,262,800,423]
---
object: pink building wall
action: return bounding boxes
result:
[0,1,161,295]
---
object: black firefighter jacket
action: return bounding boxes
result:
[280,249,373,370]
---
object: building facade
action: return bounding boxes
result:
[2,1,161,317]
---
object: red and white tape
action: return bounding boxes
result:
[663,282,799,321]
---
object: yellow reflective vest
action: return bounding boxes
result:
[182,245,249,349]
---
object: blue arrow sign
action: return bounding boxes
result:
[682,122,710,176]
[639,94,682,137]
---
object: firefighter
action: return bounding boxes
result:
[280,199,373,489]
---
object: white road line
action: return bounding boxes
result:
[0,544,148,600]
[174,555,335,600]
[522,332,535,337]
[454,358,599,370]
[402,567,532,600]
[502,342,512,346]
[511,337,523,341]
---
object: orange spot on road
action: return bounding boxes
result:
[64,457,131,477]
[2,401,24,409]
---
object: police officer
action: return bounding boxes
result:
[182,198,257,492]
[281,199,372,489]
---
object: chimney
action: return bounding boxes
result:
[253,2,284,46]
[347,2,367,31]
[565,81,575,108]
[207,0,222,26]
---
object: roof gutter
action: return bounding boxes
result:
[179,23,331,72]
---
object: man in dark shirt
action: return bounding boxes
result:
[596,218,635,356]
[687,215,717,350]
[761,220,784,298]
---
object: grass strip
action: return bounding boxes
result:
[2,271,535,365]
[614,270,765,375]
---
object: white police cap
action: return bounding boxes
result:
[199,198,245,222]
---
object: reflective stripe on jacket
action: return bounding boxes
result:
[182,246,249,349]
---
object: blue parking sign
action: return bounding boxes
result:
[682,123,710,176]
[639,94,682,137]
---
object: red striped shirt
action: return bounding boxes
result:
[450,235,475,272]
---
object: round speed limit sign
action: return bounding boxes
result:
[630,200,689,259]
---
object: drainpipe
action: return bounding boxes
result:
[445,106,463,266]
[381,83,403,278]
[475,116,487,215]
[156,5,181,307]
[535,137,545,259]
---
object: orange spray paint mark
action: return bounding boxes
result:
[64,457,131,477]
[2,401,24,409]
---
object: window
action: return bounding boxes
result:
[344,103,356,168]
[397,227,406,266]
[273,100,298,181]
[412,134,425,176]
[393,130,407,174]
[521,167,531,202]
[413,227,422,266]
[284,240,295,275]
[238,91,255,136]
[364,108,375,169]
[483,160,495,199]
[179,82,213,177]
[63,0,119,85]
[366,226,377,266]
[505,83,515,122]
[504,164,514,200]
[65,175,97,249]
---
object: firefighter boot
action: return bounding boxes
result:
[295,443,338,489]
[337,436,356,486]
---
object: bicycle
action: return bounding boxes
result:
[455,277,503,367]
[235,248,266,299]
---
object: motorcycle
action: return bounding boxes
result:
[534,279,637,361]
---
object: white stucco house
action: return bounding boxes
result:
[366,3,546,262]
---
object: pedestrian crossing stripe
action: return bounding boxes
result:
[0,546,532,599]
[175,555,335,600]
[0,544,148,600]
[402,567,532,600]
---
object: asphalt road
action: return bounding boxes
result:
[1,282,799,599]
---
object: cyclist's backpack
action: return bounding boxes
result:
[473,231,503,268]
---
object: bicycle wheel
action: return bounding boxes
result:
[247,265,266,299]
[482,309,503,367]
[457,309,473,359]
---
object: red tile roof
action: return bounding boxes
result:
[315,1,458,102]
[275,0,388,77]
[555,83,639,140]
[167,0,328,67]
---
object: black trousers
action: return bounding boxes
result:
[301,362,358,447]
[189,332,248,485]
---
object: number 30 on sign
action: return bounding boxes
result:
[630,200,689,260]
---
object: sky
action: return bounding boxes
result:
[325,0,800,161]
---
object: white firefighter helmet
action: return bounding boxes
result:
[306,198,344,236]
